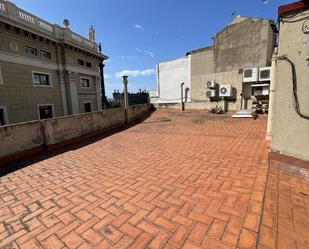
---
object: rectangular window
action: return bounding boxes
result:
[32,72,51,86]
[78,59,85,66]
[40,50,51,59]
[25,46,37,56]
[83,102,91,113]
[80,78,90,88]
[86,62,91,68]
[38,105,53,120]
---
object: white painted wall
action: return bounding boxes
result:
[156,56,191,103]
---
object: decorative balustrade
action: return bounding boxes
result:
[38,20,53,32]
[71,33,83,43]
[18,10,34,24]
[0,0,99,53]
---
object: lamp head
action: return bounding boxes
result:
[122,75,128,84]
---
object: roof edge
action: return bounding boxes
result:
[279,1,309,17]
[186,46,214,56]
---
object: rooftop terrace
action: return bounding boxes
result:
[0,110,308,249]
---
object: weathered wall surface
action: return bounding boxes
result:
[190,69,252,111]
[271,10,309,161]
[190,48,214,102]
[0,104,153,161]
[214,18,274,72]
[157,57,191,103]
[0,121,43,158]
[128,104,151,123]
[43,108,125,145]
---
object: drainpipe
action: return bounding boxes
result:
[123,75,129,124]
[181,83,185,111]
[266,48,278,140]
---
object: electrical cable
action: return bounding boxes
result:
[277,55,309,120]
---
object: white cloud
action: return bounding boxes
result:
[115,69,155,78]
[136,48,142,53]
[105,74,112,79]
[119,55,137,60]
[145,51,154,57]
[134,24,143,29]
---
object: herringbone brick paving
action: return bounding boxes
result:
[0,109,307,249]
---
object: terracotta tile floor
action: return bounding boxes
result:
[0,109,308,249]
[258,161,309,249]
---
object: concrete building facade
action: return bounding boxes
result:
[0,0,108,125]
[153,16,276,112]
[152,56,191,104]
[269,1,309,163]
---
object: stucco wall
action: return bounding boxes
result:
[0,61,63,123]
[0,104,153,161]
[190,70,249,111]
[0,121,43,158]
[271,10,309,161]
[157,57,191,103]
[43,108,125,145]
[128,104,151,122]
[214,18,274,73]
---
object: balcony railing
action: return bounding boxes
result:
[0,0,98,52]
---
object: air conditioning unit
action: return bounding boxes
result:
[243,68,258,82]
[206,89,216,98]
[219,84,232,97]
[259,67,271,82]
[206,80,215,88]
[251,84,269,96]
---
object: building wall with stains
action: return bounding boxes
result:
[271,8,309,161]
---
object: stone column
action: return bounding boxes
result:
[96,76,102,111]
[58,71,69,116]
[68,72,79,114]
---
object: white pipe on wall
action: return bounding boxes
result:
[266,47,278,140]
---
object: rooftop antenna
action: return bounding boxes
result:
[231,11,239,20]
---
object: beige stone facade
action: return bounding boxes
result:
[188,17,276,111]
[0,0,108,125]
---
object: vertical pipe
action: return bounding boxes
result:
[123,76,129,124]
[181,83,185,111]
[266,48,278,140]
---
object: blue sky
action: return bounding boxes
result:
[10,0,293,98]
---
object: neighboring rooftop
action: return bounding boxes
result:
[0,0,107,58]
[278,0,309,17]
[186,45,214,56]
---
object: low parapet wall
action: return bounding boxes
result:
[0,104,152,165]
